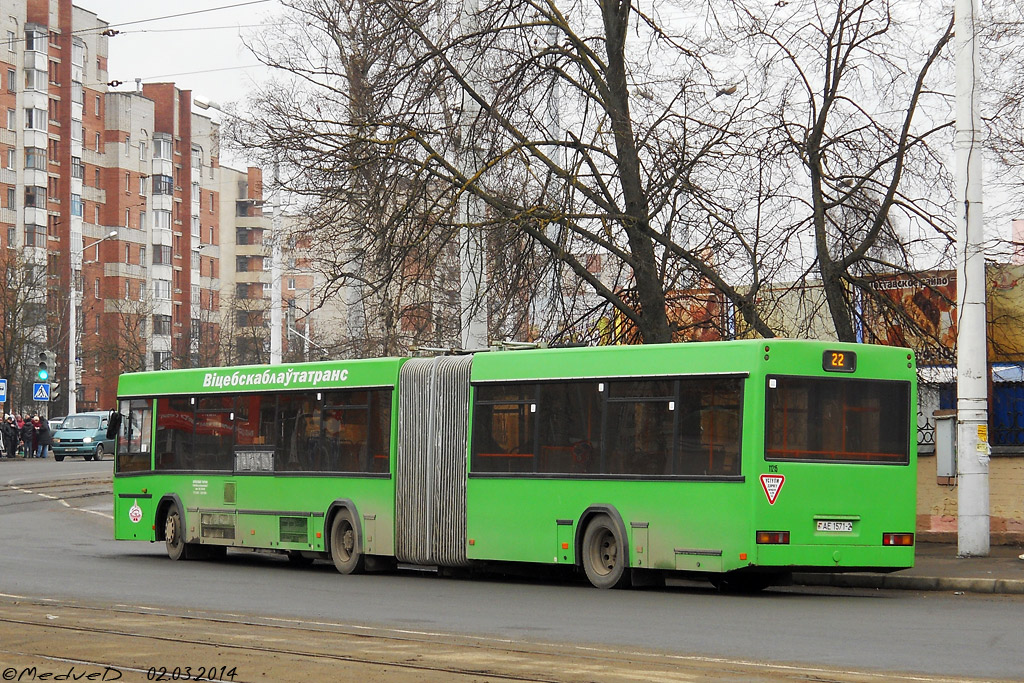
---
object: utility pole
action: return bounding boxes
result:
[457,0,489,350]
[954,0,990,556]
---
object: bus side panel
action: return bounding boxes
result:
[113,475,159,541]
[465,478,751,572]
[233,475,396,554]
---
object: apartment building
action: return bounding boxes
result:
[0,0,282,417]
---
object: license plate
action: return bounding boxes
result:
[816,520,853,532]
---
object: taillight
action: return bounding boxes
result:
[756,530,790,544]
[882,533,914,546]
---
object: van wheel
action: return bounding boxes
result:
[93,445,104,461]
[582,514,631,589]
[54,453,65,462]
[329,509,364,574]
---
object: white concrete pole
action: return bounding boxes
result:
[458,0,489,350]
[270,208,283,365]
[954,0,989,556]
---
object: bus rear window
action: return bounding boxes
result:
[765,376,909,464]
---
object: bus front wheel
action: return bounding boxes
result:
[329,509,364,575]
[582,514,630,589]
[165,508,189,561]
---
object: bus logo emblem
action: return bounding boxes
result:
[760,474,785,505]
[128,501,143,524]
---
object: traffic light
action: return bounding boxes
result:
[37,352,49,381]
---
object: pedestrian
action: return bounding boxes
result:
[32,415,51,459]
[20,415,35,459]
[0,415,16,459]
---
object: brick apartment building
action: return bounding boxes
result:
[0,0,299,417]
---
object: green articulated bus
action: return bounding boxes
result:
[111,339,917,590]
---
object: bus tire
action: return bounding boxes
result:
[164,507,189,561]
[582,513,630,589]
[329,509,364,575]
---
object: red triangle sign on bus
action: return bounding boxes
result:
[760,474,785,505]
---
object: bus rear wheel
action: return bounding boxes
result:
[582,514,630,589]
[329,509,364,575]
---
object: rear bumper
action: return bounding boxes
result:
[755,544,914,571]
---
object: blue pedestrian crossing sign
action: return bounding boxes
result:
[33,382,50,401]
[0,378,6,402]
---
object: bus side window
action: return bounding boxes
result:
[116,398,153,473]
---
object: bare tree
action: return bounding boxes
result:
[91,297,152,376]
[0,249,48,413]
[232,0,962,351]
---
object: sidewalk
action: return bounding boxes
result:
[794,541,1024,594]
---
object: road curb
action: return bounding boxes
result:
[793,572,1024,594]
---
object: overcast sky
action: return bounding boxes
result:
[82,0,282,109]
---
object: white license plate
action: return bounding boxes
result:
[816,520,853,532]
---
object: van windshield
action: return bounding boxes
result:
[62,415,101,430]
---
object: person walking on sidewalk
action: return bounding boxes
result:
[31,415,51,458]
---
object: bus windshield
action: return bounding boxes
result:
[62,415,101,430]
[765,376,910,464]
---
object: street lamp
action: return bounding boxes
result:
[68,230,117,415]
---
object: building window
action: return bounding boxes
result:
[191,182,199,203]
[48,214,59,237]
[191,250,200,270]
[191,217,200,237]
[125,171,130,191]
[5,148,13,169]
[24,186,45,208]
[25,29,43,51]
[95,132,101,151]
[154,210,171,231]
[25,224,45,247]
[191,284,200,305]
[153,314,172,336]
[6,109,13,130]
[25,147,46,170]
[152,175,173,195]
[124,134,130,156]
[236,283,249,299]
[154,137,172,160]
[124,208,130,227]
[236,256,249,272]
[152,245,172,265]
[71,156,83,178]
[153,351,172,371]
[139,210,146,230]
[140,141,147,160]
[25,108,46,131]
[94,278,100,298]
[94,205,100,224]
[153,279,171,300]
[288,278,296,290]
[24,69,45,91]
[125,280,131,299]
[95,95,101,117]
[139,176,147,195]
[70,194,83,217]
[6,68,13,92]
[95,314,101,334]
[139,246,146,265]
[7,31,14,53]
[6,187,14,208]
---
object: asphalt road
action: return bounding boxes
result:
[2,459,1023,682]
